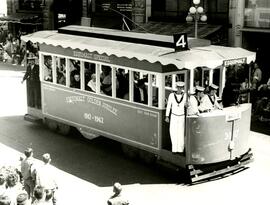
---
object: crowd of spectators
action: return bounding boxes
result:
[221,61,270,123]
[0,27,28,66]
[0,148,129,205]
[0,148,57,205]
[250,62,270,123]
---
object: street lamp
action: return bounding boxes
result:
[40,0,46,7]
[186,0,207,39]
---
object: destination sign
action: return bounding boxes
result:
[223,57,247,67]
[73,51,110,63]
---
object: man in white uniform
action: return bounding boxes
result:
[188,86,205,115]
[199,84,222,112]
[165,82,186,153]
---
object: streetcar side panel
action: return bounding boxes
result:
[42,83,162,152]
[186,104,252,164]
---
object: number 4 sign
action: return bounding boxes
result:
[173,33,189,51]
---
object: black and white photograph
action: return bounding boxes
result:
[0,0,269,204]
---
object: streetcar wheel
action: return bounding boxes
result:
[138,149,156,164]
[57,123,70,135]
[45,119,58,131]
[121,144,139,159]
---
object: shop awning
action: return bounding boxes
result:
[0,13,42,25]
[132,21,223,39]
[240,27,270,33]
[21,26,255,70]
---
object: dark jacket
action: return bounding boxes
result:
[23,64,40,84]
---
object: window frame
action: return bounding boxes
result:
[39,52,164,109]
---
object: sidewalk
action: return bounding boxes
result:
[0,61,26,72]
[0,142,144,205]
[0,142,106,205]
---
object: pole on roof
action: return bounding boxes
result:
[122,17,130,31]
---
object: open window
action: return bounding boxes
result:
[69,60,81,89]
[43,55,53,82]
[116,68,129,100]
[56,57,66,86]
[84,62,96,92]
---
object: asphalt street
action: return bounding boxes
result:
[0,64,270,205]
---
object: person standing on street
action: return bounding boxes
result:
[20,148,35,199]
[21,57,41,109]
[107,182,129,205]
[165,81,187,154]
[34,154,57,205]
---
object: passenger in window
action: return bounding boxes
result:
[133,71,140,81]
[71,72,81,89]
[134,78,148,104]
[70,60,80,72]
[57,61,66,85]
[222,78,240,108]
[165,76,172,87]
[70,62,80,87]
[44,57,52,82]
[101,66,119,96]
[116,68,129,99]
[87,74,97,92]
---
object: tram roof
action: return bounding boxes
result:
[21,26,255,70]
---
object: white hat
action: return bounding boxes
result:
[27,56,37,60]
[113,182,122,192]
[195,86,205,92]
[210,84,219,90]
[175,81,185,87]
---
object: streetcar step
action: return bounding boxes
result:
[24,114,42,123]
[189,154,254,183]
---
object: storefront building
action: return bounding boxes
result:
[3,0,230,43]
[231,0,270,80]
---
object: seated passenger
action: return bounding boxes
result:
[134,78,148,104]
[71,72,80,89]
[44,57,52,82]
[57,62,66,85]
[222,78,240,108]
[87,74,97,92]
[116,69,129,99]
[239,78,251,103]
[199,84,222,112]
[188,86,205,115]
[101,66,119,96]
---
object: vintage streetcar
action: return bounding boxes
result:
[21,25,255,183]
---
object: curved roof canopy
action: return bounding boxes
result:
[21,26,255,70]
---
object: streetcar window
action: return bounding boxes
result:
[133,71,148,105]
[43,55,52,82]
[194,67,203,87]
[202,67,222,96]
[165,72,186,91]
[85,62,96,92]
[70,60,81,89]
[213,68,220,96]
[56,57,66,85]
[116,68,129,100]
[100,65,119,97]
[151,74,159,107]
[202,68,209,89]
[165,75,172,87]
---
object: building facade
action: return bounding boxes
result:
[230,0,270,80]
[4,0,229,35]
